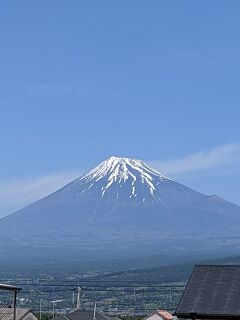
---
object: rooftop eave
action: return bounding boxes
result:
[0,283,22,292]
[175,312,240,319]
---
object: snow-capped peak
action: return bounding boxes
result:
[60,156,203,206]
[84,156,168,181]
[79,156,170,198]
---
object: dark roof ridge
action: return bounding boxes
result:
[95,310,112,320]
[175,265,240,318]
[58,315,71,320]
[53,314,71,320]
[194,264,240,267]
[19,309,32,320]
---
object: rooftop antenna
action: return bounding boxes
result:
[76,286,81,310]
[93,301,97,320]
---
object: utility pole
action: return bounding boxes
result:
[52,301,55,319]
[72,289,75,305]
[76,287,81,310]
[93,301,97,320]
[51,300,63,319]
[40,299,42,320]
[13,290,17,320]
[52,287,55,319]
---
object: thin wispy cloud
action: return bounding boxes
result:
[0,171,80,218]
[24,84,121,97]
[1,143,239,218]
[24,85,87,97]
[151,143,240,177]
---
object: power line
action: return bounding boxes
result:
[1,282,185,288]
[0,278,186,284]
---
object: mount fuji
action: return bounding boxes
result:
[0,156,240,260]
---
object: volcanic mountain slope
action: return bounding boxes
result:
[0,156,240,258]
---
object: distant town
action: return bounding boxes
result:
[1,264,240,320]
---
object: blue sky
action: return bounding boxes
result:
[1,1,240,216]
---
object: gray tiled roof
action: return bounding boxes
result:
[55,310,117,320]
[175,265,240,319]
[0,308,37,320]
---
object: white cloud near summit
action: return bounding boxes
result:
[0,143,240,218]
[0,172,79,218]
[151,143,240,176]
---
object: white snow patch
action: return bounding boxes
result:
[80,156,170,199]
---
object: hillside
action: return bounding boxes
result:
[0,156,240,260]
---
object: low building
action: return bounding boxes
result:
[0,307,37,320]
[54,309,119,320]
[146,310,174,320]
[0,283,37,320]
[175,264,240,320]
